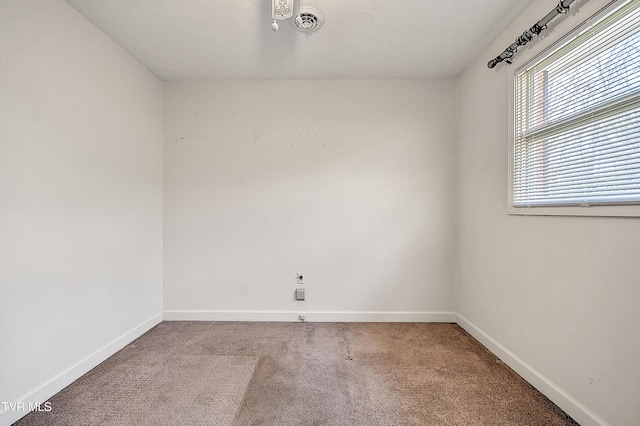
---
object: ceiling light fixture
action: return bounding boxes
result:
[271,0,325,33]
[292,7,324,33]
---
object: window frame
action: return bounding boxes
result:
[507,0,640,218]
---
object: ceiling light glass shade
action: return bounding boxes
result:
[273,0,294,20]
[292,7,324,33]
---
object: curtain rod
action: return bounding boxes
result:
[487,0,576,69]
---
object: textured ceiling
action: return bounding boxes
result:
[64,0,536,80]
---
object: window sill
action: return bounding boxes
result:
[508,204,640,218]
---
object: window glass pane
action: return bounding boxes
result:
[543,31,640,125]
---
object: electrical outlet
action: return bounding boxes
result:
[296,272,304,284]
[295,288,305,300]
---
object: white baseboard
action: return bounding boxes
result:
[2,311,604,426]
[456,313,607,426]
[163,310,456,323]
[0,312,162,426]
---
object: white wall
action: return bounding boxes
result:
[457,1,640,425]
[163,80,457,321]
[0,1,163,424]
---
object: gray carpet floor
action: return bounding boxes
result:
[16,322,578,425]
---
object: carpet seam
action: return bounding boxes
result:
[230,356,263,426]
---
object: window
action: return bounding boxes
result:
[512,0,640,212]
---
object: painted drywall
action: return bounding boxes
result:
[163,80,457,319]
[0,1,163,424]
[457,0,640,425]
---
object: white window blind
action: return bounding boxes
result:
[513,0,640,207]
